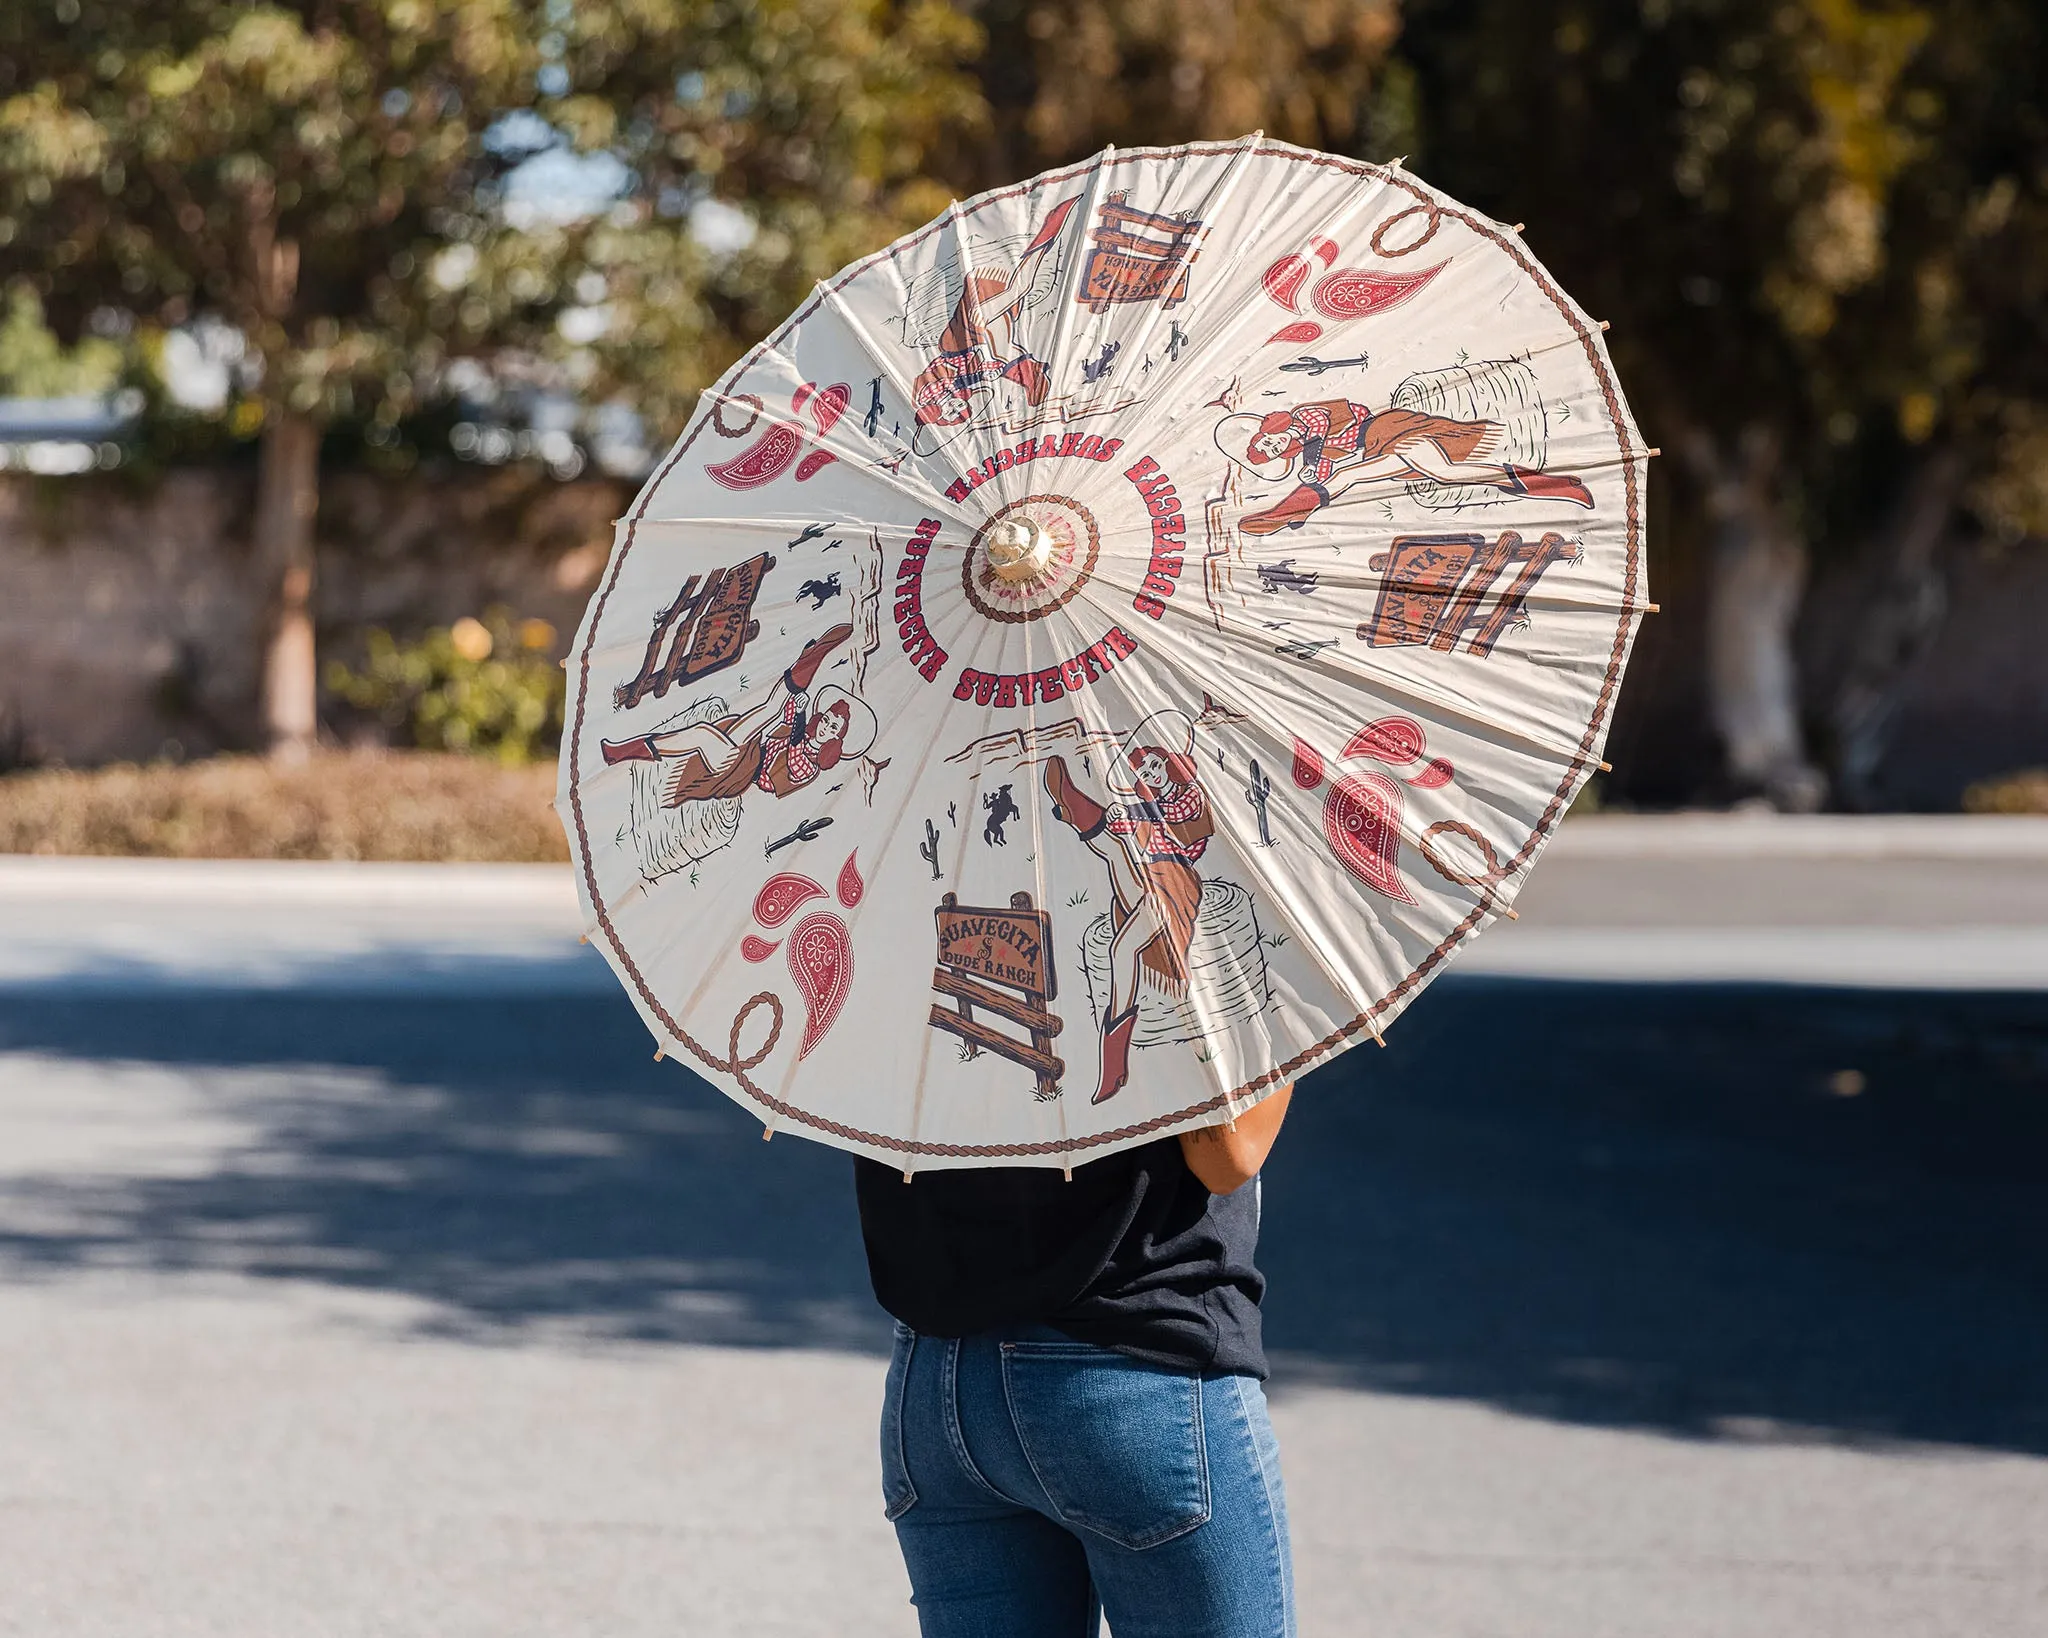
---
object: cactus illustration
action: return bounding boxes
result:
[919,816,942,880]
[1246,759,1274,847]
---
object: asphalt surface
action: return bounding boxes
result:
[2,821,2045,1636]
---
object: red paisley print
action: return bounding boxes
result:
[705,382,849,489]
[740,934,781,963]
[1323,770,1416,905]
[791,382,851,482]
[1291,738,1325,790]
[1266,319,1323,345]
[1308,262,1447,322]
[786,910,853,1060]
[1344,716,1427,765]
[706,423,802,490]
[754,872,827,929]
[1262,253,1313,313]
[835,850,864,909]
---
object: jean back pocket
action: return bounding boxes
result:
[999,1341,1210,1550]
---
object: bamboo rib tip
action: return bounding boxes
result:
[577,933,588,945]
[653,1045,665,1062]
[1598,760,1613,773]
[762,1125,774,1142]
[1502,907,1520,921]
[1511,223,1526,233]
[1598,319,1612,331]
[1646,602,1662,614]
[1647,446,1662,458]
[903,1169,914,1183]
[1062,1165,1073,1182]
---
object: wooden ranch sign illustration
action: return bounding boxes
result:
[1077,192,1202,313]
[615,550,776,709]
[929,892,1065,1101]
[1361,530,1581,658]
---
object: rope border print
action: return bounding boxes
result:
[1419,820,1511,888]
[711,392,764,439]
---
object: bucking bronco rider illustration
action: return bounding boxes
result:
[1215,397,1594,535]
[905,196,1080,445]
[1042,710,1212,1105]
[599,623,875,807]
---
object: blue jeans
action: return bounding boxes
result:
[880,1323,1294,1637]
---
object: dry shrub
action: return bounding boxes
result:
[0,751,569,861]
[1962,769,2048,815]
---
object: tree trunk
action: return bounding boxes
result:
[1686,425,1826,812]
[255,408,321,761]
[1827,449,1962,809]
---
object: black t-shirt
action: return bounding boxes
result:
[852,1137,1268,1379]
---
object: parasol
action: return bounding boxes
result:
[556,136,1650,1173]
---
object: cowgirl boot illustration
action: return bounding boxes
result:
[1239,481,1330,536]
[1019,194,1080,260]
[1001,353,1052,406]
[786,622,854,691]
[1092,1002,1139,1105]
[601,734,661,764]
[1497,465,1594,507]
[1042,757,1107,838]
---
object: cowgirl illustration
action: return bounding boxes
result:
[599,623,874,809]
[1042,709,1211,1104]
[1216,396,1594,534]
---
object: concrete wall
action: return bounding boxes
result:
[0,468,622,765]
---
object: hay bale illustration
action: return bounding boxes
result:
[623,696,742,880]
[1391,358,1547,509]
[1081,877,1272,1049]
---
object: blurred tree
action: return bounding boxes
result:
[1397,0,2046,808]
[0,2,557,758]
[951,0,1403,188]
[555,0,983,437]
[0,0,980,757]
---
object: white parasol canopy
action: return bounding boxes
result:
[557,136,1649,1171]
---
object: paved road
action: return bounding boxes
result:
[1,823,2045,1635]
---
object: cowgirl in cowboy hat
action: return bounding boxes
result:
[598,623,876,808]
[1215,397,1594,535]
[1041,708,1212,1105]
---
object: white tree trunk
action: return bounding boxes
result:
[255,408,321,761]
[1688,426,1826,811]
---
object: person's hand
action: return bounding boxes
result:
[1178,1084,1292,1194]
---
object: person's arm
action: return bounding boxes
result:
[1178,1084,1292,1194]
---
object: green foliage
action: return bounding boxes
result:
[0,282,123,397]
[327,609,564,764]
[0,1,562,433]
[0,2,987,452]
[556,0,985,436]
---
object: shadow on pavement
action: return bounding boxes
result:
[0,979,2044,1452]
